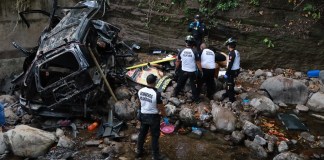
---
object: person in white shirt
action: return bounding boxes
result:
[136,74,166,160]
[173,35,203,103]
[198,43,226,99]
[223,38,240,102]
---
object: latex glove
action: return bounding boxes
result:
[189,23,194,28]
[163,117,169,125]
[224,74,228,79]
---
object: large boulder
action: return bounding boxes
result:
[260,76,308,105]
[211,103,236,132]
[3,125,56,158]
[0,133,8,155]
[306,92,324,112]
[250,95,279,116]
[113,99,137,120]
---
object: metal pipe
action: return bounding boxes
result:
[87,46,118,102]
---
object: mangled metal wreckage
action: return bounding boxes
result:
[12,0,137,117]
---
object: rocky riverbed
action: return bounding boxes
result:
[1,54,324,160]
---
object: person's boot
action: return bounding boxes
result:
[152,153,165,160]
[135,148,145,159]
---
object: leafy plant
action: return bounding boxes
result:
[171,0,186,5]
[263,38,274,48]
[303,3,321,20]
[249,0,259,6]
[216,0,239,11]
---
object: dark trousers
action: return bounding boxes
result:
[137,114,161,157]
[224,70,239,102]
[226,75,235,102]
[195,38,202,51]
[174,70,198,101]
[198,68,216,98]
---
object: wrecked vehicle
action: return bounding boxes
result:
[12,0,137,117]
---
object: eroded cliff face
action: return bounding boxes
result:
[0,0,323,71]
[106,0,324,71]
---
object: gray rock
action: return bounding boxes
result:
[260,76,308,105]
[0,95,16,105]
[213,90,226,101]
[273,152,303,160]
[231,131,245,144]
[103,138,110,145]
[101,146,114,155]
[267,141,274,152]
[265,72,273,77]
[4,107,19,125]
[113,99,136,120]
[169,97,181,106]
[278,141,289,152]
[296,104,309,112]
[253,135,267,146]
[239,112,252,123]
[244,140,268,159]
[110,142,123,154]
[85,140,102,146]
[114,86,132,100]
[255,69,265,77]
[21,114,33,124]
[211,103,237,132]
[307,92,324,112]
[131,133,138,142]
[319,139,324,148]
[165,104,176,116]
[57,136,75,149]
[264,134,278,143]
[214,79,224,92]
[4,125,56,158]
[56,128,64,137]
[179,107,195,124]
[210,124,217,132]
[300,132,315,142]
[0,133,8,155]
[250,95,279,116]
[242,121,264,139]
[294,72,303,78]
[274,68,284,75]
[278,102,288,107]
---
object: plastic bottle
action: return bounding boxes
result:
[87,122,98,131]
[0,103,5,126]
[243,99,250,111]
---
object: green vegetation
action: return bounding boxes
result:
[303,3,321,20]
[263,38,274,48]
[216,0,239,11]
[249,0,259,6]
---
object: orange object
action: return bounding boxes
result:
[88,122,99,131]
